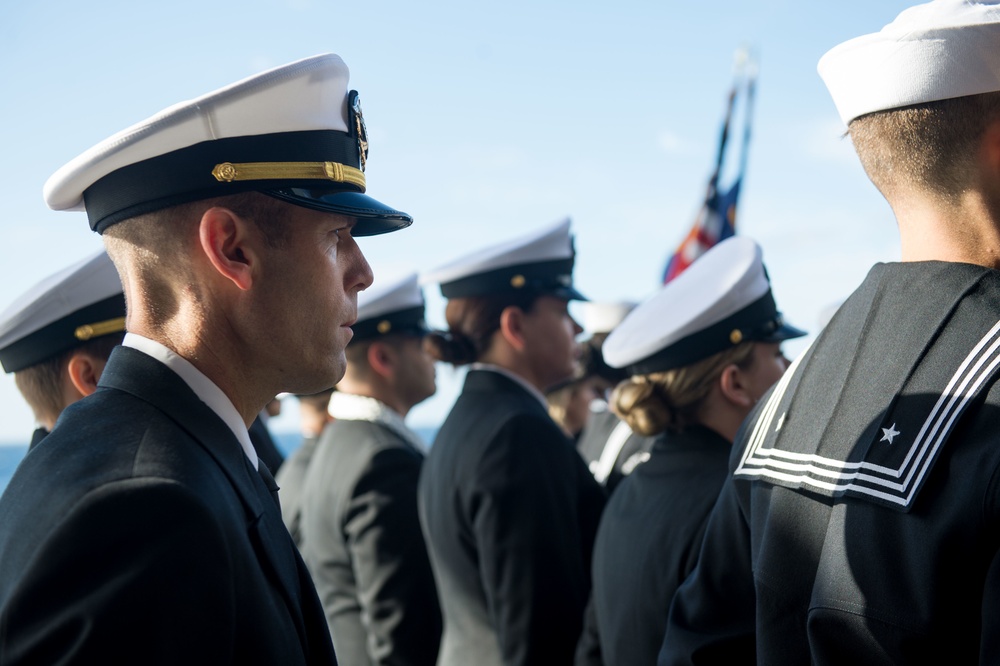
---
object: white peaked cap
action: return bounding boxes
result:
[43,54,411,236]
[603,237,805,375]
[819,0,1000,124]
[579,301,637,336]
[352,273,428,342]
[421,218,586,301]
[0,250,125,372]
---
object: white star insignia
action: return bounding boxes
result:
[880,423,900,444]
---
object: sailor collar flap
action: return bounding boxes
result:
[735,262,1000,512]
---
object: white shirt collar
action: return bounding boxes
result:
[469,362,548,408]
[123,333,258,470]
[327,392,428,452]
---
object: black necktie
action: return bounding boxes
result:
[257,460,282,510]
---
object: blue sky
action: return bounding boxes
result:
[0,0,913,442]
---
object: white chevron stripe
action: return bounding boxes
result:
[735,317,1000,506]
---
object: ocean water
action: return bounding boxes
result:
[0,444,28,496]
[0,427,438,497]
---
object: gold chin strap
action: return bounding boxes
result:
[211,161,367,191]
[75,316,126,341]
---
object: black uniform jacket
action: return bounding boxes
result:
[418,369,607,666]
[576,407,656,494]
[27,427,48,450]
[0,346,337,665]
[300,414,442,666]
[576,424,731,666]
[660,262,1000,665]
[250,415,286,474]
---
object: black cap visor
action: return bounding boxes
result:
[758,321,808,344]
[265,188,412,237]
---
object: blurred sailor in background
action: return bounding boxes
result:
[573,300,658,493]
[418,218,606,666]
[576,236,803,666]
[0,250,124,449]
[296,272,442,666]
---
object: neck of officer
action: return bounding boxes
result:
[127,305,273,429]
[477,344,549,393]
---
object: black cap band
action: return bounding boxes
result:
[625,291,801,376]
[439,257,586,301]
[0,293,126,373]
[350,305,428,343]
[83,130,412,235]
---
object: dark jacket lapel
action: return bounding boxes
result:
[97,346,310,644]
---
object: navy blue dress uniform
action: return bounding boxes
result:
[297,274,442,666]
[0,53,411,663]
[418,220,607,666]
[250,412,286,474]
[660,4,1000,664]
[0,249,125,447]
[576,237,804,666]
[0,346,334,664]
[577,426,732,666]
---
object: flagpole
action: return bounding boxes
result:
[661,47,759,284]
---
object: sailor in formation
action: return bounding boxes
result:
[295,272,443,666]
[660,1,1000,663]
[418,219,607,666]
[576,236,804,665]
[0,250,124,449]
[0,52,410,664]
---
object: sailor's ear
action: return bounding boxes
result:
[198,206,258,291]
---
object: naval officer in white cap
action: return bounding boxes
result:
[0,250,125,449]
[418,219,606,666]
[293,272,442,666]
[660,3,1000,663]
[575,236,803,666]
[0,53,412,664]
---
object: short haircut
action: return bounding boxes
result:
[103,192,290,327]
[849,91,1000,203]
[13,333,123,426]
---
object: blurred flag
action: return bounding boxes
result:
[662,49,757,284]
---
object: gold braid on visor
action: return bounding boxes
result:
[211,161,366,191]
[75,316,126,341]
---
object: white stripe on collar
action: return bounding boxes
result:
[123,333,258,470]
[469,362,548,408]
[327,391,427,452]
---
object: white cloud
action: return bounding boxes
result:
[656,130,684,154]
